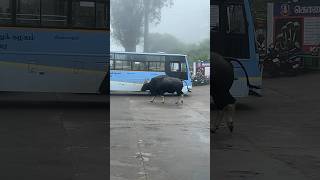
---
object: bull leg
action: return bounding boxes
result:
[211,110,223,133]
[150,96,156,103]
[176,94,184,104]
[180,94,184,104]
[223,104,236,132]
[161,96,165,103]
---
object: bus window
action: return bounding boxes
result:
[170,62,180,72]
[149,61,165,72]
[132,61,147,71]
[211,5,219,32]
[41,0,68,27]
[2,0,107,28]
[115,53,126,61]
[181,63,187,72]
[115,60,123,70]
[226,5,246,34]
[160,62,165,71]
[122,61,131,71]
[110,60,114,70]
[72,1,96,28]
[96,2,106,28]
[16,0,41,26]
[0,0,11,25]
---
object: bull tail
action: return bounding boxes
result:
[224,57,262,97]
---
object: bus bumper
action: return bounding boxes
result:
[183,86,192,95]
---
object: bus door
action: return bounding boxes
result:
[165,56,188,80]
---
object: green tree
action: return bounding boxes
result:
[111,0,144,52]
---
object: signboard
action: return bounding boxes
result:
[274,3,320,17]
[272,1,320,53]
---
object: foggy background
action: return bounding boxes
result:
[110,0,210,52]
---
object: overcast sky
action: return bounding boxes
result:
[111,0,210,51]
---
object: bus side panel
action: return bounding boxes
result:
[230,59,262,97]
[230,67,249,97]
[0,55,106,93]
[110,71,165,91]
[0,28,108,93]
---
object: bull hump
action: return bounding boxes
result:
[151,77,180,84]
[149,77,182,87]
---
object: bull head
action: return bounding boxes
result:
[141,80,151,91]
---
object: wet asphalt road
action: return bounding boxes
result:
[212,72,320,180]
[0,93,108,180]
[110,86,210,180]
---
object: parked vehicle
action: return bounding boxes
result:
[192,72,209,86]
[264,44,303,77]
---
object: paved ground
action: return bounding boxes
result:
[110,86,210,180]
[0,93,108,180]
[212,72,320,180]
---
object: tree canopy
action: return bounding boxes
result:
[143,0,173,25]
[147,33,209,63]
[111,0,144,52]
[111,0,173,52]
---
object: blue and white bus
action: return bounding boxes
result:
[211,0,262,97]
[110,52,192,94]
[0,0,109,94]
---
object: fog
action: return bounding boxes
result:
[111,0,209,52]
[150,0,209,44]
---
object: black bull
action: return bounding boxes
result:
[141,75,184,104]
[211,53,236,132]
[211,53,261,133]
[212,53,236,109]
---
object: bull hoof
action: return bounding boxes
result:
[150,100,154,103]
[162,101,165,104]
[181,100,184,104]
